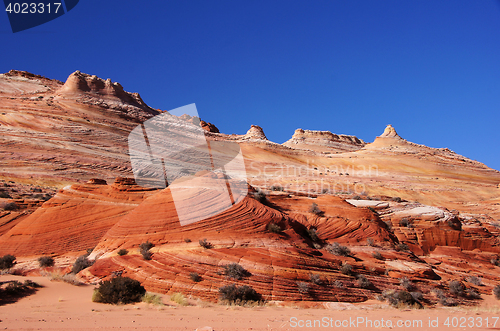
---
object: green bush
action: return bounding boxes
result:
[38,256,55,268]
[92,277,146,304]
[219,284,261,304]
[117,249,128,256]
[0,254,16,269]
[139,242,154,260]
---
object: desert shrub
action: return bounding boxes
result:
[252,189,267,203]
[367,238,375,246]
[326,242,351,256]
[410,291,423,302]
[142,292,164,306]
[334,280,344,288]
[219,284,261,304]
[49,273,83,286]
[309,274,322,285]
[400,277,414,291]
[0,254,16,269]
[449,280,466,297]
[491,258,500,267]
[352,195,361,200]
[391,197,403,203]
[357,275,371,289]
[184,238,192,243]
[433,288,457,306]
[38,256,54,268]
[3,202,19,211]
[189,272,202,282]
[223,263,248,280]
[339,262,353,275]
[0,191,11,198]
[170,292,188,306]
[139,242,154,260]
[466,288,481,299]
[387,290,421,308]
[92,277,146,304]
[493,285,500,299]
[307,228,319,242]
[4,281,28,295]
[399,218,410,227]
[199,238,212,249]
[467,276,482,286]
[395,243,409,252]
[72,254,93,274]
[267,223,282,233]
[297,281,310,294]
[309,203,323,215]
[372,251,384,260]
[270,185,284,191]
[117,249,128,256]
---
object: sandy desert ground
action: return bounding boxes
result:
[2,275,500,331]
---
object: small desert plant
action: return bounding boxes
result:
[493,285,500,299]
[399,218,410,227]
[219,285,262,304]
[309,202,323,215]
[49,273,83,286]
[2,202,19,211]
[71,254,93,274]
[270,185,284,191]
[0,191,11,198]
[386,290,422,308]
[467,276,482,286]
[352,195,362,200]
[372,251,384,260]
[449,280,466,297]
[267,223,282,233]
[395,243,410,252]
[339,262,353,275]
[391,197,403,203]
[357,275,371,289]
[38,256,54,268]
[400,277,414,291]
[252,189,267,203]
[367,238,375,246]
[139,241,154,260]
[0,254,16,269]
[117,249,128,256]
[184,238,192,243]
[223,263,248,280]
[309,274,322,285]
[142,292,164,306]
[433,288,458,306]
[466,288,481,299]
[334,280,344,288]
[297,281,310,294]
[189,272,202,282]
[410,291,423,302]
[92,277,146,304]
[3,280,37,295]
[326,242,351,256]
[199,238,213,249]
[307,228,319,242]
[170,292,188,306]
[491,258,500,267]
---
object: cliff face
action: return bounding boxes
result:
[1,70,500,305]
[282,128,365,153]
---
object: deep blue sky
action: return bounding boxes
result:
[2,1,500,170]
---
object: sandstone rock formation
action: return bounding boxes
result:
[1,70,500,305]
[283,128,365,153]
